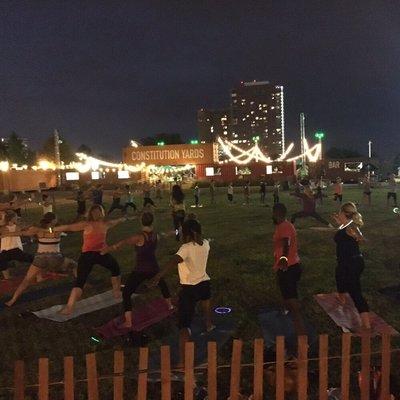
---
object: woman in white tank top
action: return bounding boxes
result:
[5,212,77,307]
[0,211,33,279]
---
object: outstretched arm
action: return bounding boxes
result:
[106,216,136,228]
[149,254,183,286]
[101,234,143,254]
[54,221,87,232]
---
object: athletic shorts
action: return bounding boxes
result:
[33,253,66,271]
[387,192,397,200]
[276,264,302,300]
[178,280,211,329]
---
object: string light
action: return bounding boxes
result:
[217,137,321,164]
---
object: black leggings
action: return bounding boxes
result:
[75,252,120,289]
[172,210,185,241]
[0,248,33,271]
[291,211,330,226]
[108,200,124,214]
[336,257,369,313]
[122,271,170,311]
[143,197,155,207]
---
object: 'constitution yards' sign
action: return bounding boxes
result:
[123,143,219,166]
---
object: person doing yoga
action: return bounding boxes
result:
[101,212,172,328]
[331,202,370,331]
[0,210,33,280]
[150,219,214,367]
[54,205,127,315]
[5,212,77,306]
[290,184,331,226]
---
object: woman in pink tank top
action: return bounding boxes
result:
[55,204,129,315]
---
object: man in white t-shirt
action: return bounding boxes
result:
[151,219,213,366]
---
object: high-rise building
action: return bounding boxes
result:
[197,109,230,143]
[230,81,285,156]
[197,80,285,157]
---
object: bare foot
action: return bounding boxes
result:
[336,293,346,305]
[5,300,14,307]
[59,306,73,316]
[120,321,132,329]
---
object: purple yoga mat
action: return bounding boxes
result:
[95,297,175,339]
[314,292,399,335]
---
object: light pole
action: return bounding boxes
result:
[314,131,325,160]
[368,140,372,159]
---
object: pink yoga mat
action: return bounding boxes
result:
[0,272,68,294]
[315,293,398,336]
[95,297,175,339]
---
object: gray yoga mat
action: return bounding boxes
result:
[33,290,137,322]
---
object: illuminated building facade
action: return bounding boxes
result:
[230,81,285,156]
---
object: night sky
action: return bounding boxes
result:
[1,2,399,159]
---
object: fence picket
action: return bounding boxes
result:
[38,358,49,400]
[360,334,371,400]
[253,338,264,400]
[13,360,24,400]
[275,336,285,400]
[297,336,308,400]
[161,346,171,400]
[137,347,149,400]
[113,350,124,400]
[229,339,243,400]
[381,334,391,399]
[184,342,195,400]
[318,334,328,400]
[64,356,74,400]
[207,342,217,400]
[340,333,351,400]
[86,353,99,400]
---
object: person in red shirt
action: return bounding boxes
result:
[272,203,306,336]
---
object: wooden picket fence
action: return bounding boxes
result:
[7,333,396,399]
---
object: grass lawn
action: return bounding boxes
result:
[0,186,399,398]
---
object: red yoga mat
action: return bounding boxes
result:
[95,297,175,339]
[0,272,68,294]
[314,292,398,336]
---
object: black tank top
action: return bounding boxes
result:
[334,226,362,263]
[135,231,159,273]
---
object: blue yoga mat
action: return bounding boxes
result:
[258,308,318,356]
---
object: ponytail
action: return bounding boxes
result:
[341,202,364,227]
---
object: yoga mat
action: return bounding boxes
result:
[147,311,236,381]
[95,297,175,339]
[33,290,135,322]
[0,272,68,294]
[378,285,400,302]
[258,308,318,356]
[0,278,101,311]
[315,293,399,335]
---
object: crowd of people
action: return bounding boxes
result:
[0,173,398,366]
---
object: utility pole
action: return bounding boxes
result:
[300,113,306,165]
[54,129,62,187]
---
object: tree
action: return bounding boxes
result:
[7,132,32,165]
[140,133,184,146]
[41,135,76,164]
[77,144,92,155]
[393,153,400,173]
[0,140,8,160]
[325,147,363,159]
